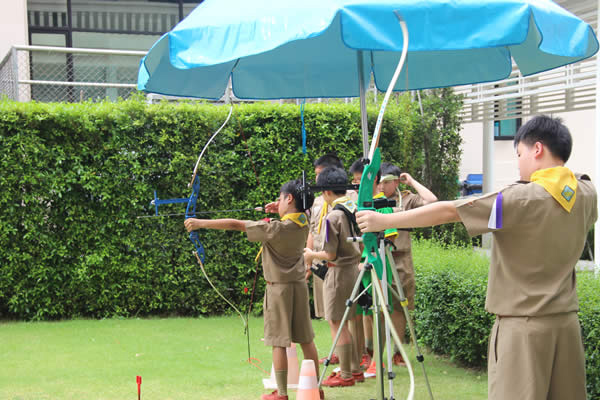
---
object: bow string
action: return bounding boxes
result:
[185,105,248,329]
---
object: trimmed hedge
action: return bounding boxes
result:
[412,240,600,397]
[0,94,463,320]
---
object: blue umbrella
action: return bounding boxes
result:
[137,4,598,398]
[138,0,598,100]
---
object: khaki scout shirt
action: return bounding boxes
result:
[390,191,425,252]
[321,210,362,268]
[309,195,328,251]
[245,219,309,283]
[454,175,597,316]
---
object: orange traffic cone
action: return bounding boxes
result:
[296,359,320,400]
[262,343,300,390]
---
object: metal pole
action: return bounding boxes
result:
[482,118,494,249]
[380,240,395,399]
[371,266,386,400]
[357,51,369,158]
[10,46,19,101]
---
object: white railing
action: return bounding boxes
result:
[1,43,597,123]
[0,45,145,102]
[456,57,597,123]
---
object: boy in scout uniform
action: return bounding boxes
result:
[304,166,363,387]
[307,154,344,365]
[185,179,322,400]
[376,162,437,367]
[356,115,597,400]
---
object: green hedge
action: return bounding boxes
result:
[412,240,600,397]
[0,94,462,320]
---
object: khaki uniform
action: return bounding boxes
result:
[246,218,315,347]
[321,210,361,321]
[309,195,328,318]
[389,191,424,312]
[454,175,597,400]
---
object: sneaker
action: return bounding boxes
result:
[322,372,355,387]
[352,371,365,383]
[364,360,385,378]
[261,390,288,400]
[319,389,325,399]
[393,352,406,366]
[319,354,339,365]
[359,353,371,370]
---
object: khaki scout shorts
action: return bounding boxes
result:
[324,266,358,321]
[391,252,415,312]
[488,312,586,400]
[263,281,315,347]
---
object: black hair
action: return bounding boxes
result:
[314,153,344,169]
[280,179,314,212]
[316,166,348,195]
[380,162,402,177]
[514,115,572,163]
[350,158,381,184]
[349,158,368,174]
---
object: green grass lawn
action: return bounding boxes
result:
[0,316,487,400]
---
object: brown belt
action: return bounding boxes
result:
[391,250,409,257]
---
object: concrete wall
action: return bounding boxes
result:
[459,109,597,192]
[0,0,28,59]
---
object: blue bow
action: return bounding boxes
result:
[185,174,206,264]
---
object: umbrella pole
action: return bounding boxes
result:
[357,50,369,158]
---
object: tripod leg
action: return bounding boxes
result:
[379,242,396,400]
[317,267,367,386]
[386,247,435,400]
[371,267,415,400]
[372,274,386,400]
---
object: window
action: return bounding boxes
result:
[494,79,522,140]
[494,118,521,140]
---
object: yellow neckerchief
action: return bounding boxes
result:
[255,213,308,262]
[530,166,578,212]
[317,201,329,234]
[331,195,357,213]
[281,212,309,227]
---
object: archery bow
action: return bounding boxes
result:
[356,12,417,400]
[184,105,249,328]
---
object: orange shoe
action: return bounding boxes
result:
[322,372,355,387]
[359,353,371,370]
[319,354,339,365]
[352,371,365,383]
[261,390,288,400]
[393,352,406,366]
[364,360,384,378]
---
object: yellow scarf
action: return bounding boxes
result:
[530,166,577,212]
[317,201,329,234]
[331,196,357,212]
[281,212,309,227]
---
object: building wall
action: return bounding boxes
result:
[459,108,597,192]
[0,0,28,58]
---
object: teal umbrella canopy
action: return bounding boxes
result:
[138,0,599,100]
